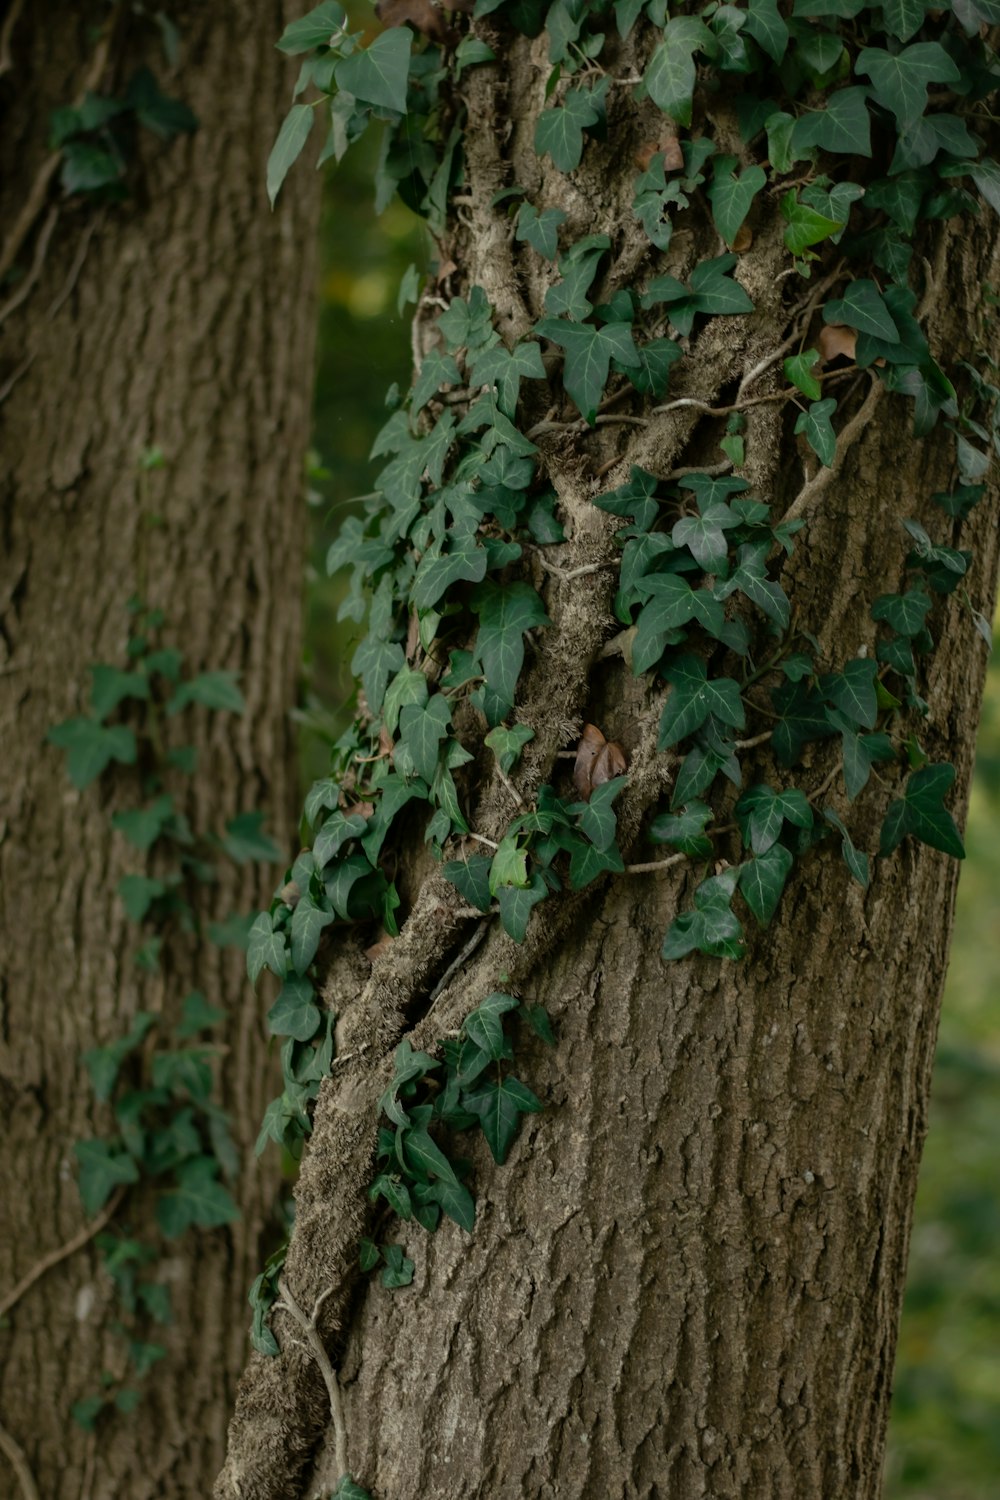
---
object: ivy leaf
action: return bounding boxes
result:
[402,1126,461,1187]
[334,28,411,112]
[871,587,932,636]
[48,718,137,789]
[825,658,878,729]
[266,104,314,209]
[516,202,567,259]
[411,533,488,612]
[970,159,1000,217]
[290,892,335,974]
[855,43,960,129]
[247,910,288,986]
[568,838,625,889]
[156,1157,239,1237]
[624,338,683,398]
[791,86,872,157]
[472,581,549,711]
[332,1476,373,1500]
[649,800,714,857]
[464,1075,542,1164]
[426,1174,476,1232]
[534,86,602,172]
[380,1244,414,1289]
[881,0,928,42]
[118,874,167,922]
[745,0,789,61]
[784,350,822,401]
[469,340,546,417]
[267,975,321,1042]
[90,664,150,721]
[534,317,639,424]
[464,992,520,1060]
[781,192,845,256]
[574,775,628,851]
[795,398,837,466]
[313,810,367,868]
[771,678,837,766]
[658,654,745,749]
[497,872,548,942]
[111,794,175,852]
[738,844,794,926]
[643,18,715,128]
[880,763,965,859]
[708,157,767,246]
[824,281,899,342]
[222,811,281,864]
[485,723,535,774]
[277,1,347,54]
[442,853,493,912]
[352,634,404,717]
[399,696,452,782]
[688,254,754,320]
[75,1139,141,1216]
[168,671,246,715]
[662,869,745,960]
[633,576,723,675]
[824,809,870,888]
[735,784,813,854]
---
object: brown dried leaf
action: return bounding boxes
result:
[591,739,628,788]
[817,323,857,365]
[732,222,753,254]
[634,142,659,171]
[405,610,420,662]
[573,722,606,799]
[379,725,394,760]
[375,0,449,42]
[353,800,375,820]
[660,132,684,172]
[365,929,395,962]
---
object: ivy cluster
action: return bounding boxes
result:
[245,0,998,1450]
[48,595,279,1429]
[53,63,196,199]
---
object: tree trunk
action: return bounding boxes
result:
[0,3,319,1496]
[215,15,1000,1500]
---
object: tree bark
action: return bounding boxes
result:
[0,3,319,1496]
[215,19,1000,1500]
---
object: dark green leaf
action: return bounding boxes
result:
[824,281,899,342]
[880,763,965,859]
[75,1139,141,1215]
[464,1074,542,1164]
[738,844,794,926]
[658,654,745,749]
[48,718,137,789]
[472,581,549,710]
[266,104,314,209]
[267,975,321,1042]
[335,28,411,112]
[277,1,347,54]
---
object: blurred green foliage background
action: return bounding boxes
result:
[306,114,999,1498]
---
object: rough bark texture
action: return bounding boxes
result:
[216,21,1000,1500]
[0,4,319,1496]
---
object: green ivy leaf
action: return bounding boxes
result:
[781,192,845,256]
[784,349,822,400]
[649,800,714,857]
[485,723,535,774]
[738,844,794,926]
[735,784,813,854]
[156,1157,239,1237]
[855,43,960,129]
[48,718,137,789]
[464,992,520,1060]
[335,28,411,113]
[881,0,928,42]
[871,587,932,636]
[824,281,899,342]
[791,86,872,157]
[168,671,246,715]
[222,811,281,864]
[823,809,870,888]
[75,1139,141,1215]
[411,533,489,612]
[662,869,745,960]
[332,1476,374,1500]
[247,910,288,986]
[441,853,493,912]
[534,85,603,172]
[880,763,965,859]
[795,398,837,467]
[658,654,746,749]
[771,679,837,766]
[708,157,767,246]
[534,317,639,423]
[267,975,321,1042]
[266,104,314,209]
[399,696,452,782]
[277,1,347,54]
[497,872,548,942]
[745,0,790,61]
[568,837,625,889]
[111,794,175,852]
[472,581,550,711]
[464,1074,542,1164]
[516,202,567,259]
[644,18,715,128]
[289,892,334,974]
[825,658,878,729]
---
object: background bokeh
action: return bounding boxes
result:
[306,123,1000,1498]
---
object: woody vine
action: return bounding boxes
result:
[246,1,998,1496]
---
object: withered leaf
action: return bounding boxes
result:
[732,222,753,253]
[817,323,857,365]
[573,723,606,798]
[591,739,628,789]
[365,928,395,961]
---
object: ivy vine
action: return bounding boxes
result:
[249,3,998,1490]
